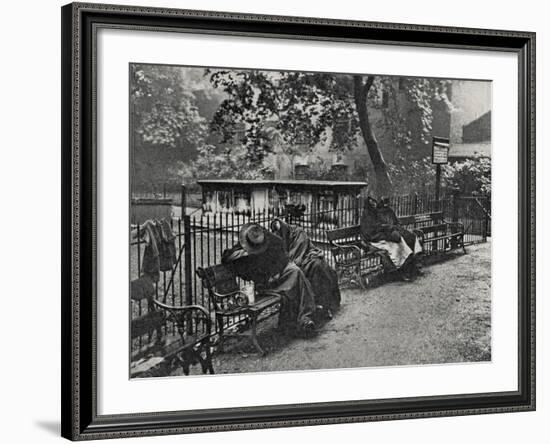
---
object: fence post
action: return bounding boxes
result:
[451,188,459,223]
[183,215,193,334]
[412,192,418,215]
[181,184,187,219]
[435,164,442,210]
[483,197,490,241]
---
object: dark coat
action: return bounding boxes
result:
[360,199,398,242]
[360,201,417,250]
[273,219,341,312]
[221,231,316,331]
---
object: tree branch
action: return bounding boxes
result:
[364,75,375,95]
[354,75,375,108]
[353,76,366,106]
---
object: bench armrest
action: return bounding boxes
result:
[152,300,209,318]
[152,300,213,336]
[331,243,362,263]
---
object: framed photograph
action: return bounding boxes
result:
[61,2,535,440]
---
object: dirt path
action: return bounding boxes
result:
[175,242,491,376]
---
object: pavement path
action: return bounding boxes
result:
[174,242,491,376]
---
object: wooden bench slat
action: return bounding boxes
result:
[399,212,443,226]
[131,295,215,375]
[131,330,214,377]
[248,295,281,312]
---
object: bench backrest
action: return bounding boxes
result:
[196,264,239,296]
[326,225,361,243]
[325,211,445,243]
[196,264,252,311]
[398,211,444,227]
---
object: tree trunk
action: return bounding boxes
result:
[353,75,393,197]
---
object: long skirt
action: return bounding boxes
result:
[300,258,341,312]
[267,262,317,331]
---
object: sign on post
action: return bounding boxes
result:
[432,136,450,164]
[432,136,450,206]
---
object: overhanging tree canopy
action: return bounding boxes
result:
[207,69,450,196]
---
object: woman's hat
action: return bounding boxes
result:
[366,196,378,208]
[239,223,269,254]
[270,218,284,233]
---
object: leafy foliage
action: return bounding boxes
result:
[130,65,208,189]
[190,144,273,180]
[388,157,436,194]
[204,69,451,194]
[207,70,356,164]
[444,157,491,195]
[377,77,451,161]
[385,156,491,195]
[129,64,487,198]
[131,65,207,148]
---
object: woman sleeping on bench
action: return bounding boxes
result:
[270,218,341,320]
[360,197,423,281]
[221,223,317,337]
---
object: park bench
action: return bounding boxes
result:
[326,211,465,287]
[130,290,215,377]
[196,264,282,355]
[399,211,466,255]
[326,226,384,289]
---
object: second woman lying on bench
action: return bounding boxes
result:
[360,196,423,281]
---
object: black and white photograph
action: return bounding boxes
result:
[0,0,544,441]
[129,64,492,378]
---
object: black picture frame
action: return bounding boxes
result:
[61,2,536,440]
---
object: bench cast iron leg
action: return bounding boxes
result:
[216,314,224,353]
[198,344,215,375]
[250,314,265,356]
[205,342,215,374]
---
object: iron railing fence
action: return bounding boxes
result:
[454,195,491,242]
[130,192,490,354]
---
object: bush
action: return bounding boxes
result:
[385,155,490,195]
[443,157,491,195]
